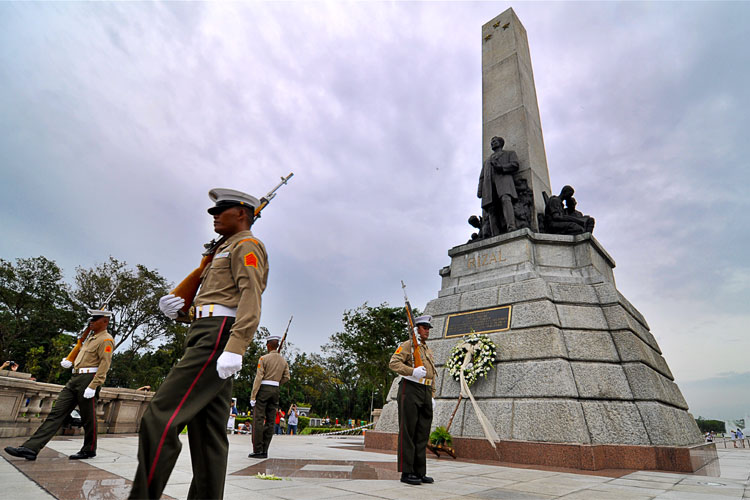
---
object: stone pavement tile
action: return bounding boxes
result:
[224,476,294,491]
[373,484,460,500]
[557,488,654,500]
[669,483,745,498]
[269,484,364,499]
[500,475,591,496]
[468,488,555,500]
[326,478,402,494]
[588,482,668,497]
[425,480,500,497]
[621,471,683,484]
[609,477,683,490]
[680,475,748,488]
[454,476,519,488]
[1,457,54,498]
[654,491,743,500]
[480,467,560,481]
[719,467,750,480]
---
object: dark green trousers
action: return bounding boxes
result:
[397,378,433,476]
[23,373,99,454]
[252,384,279,453]
[129,316,234,500]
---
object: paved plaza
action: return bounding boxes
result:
[2,434,749,499]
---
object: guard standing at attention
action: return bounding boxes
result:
[5,309,115,461]
[389,314,437,485]
[129,188,269,500]
[249,335,290,458]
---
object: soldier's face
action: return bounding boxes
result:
[213,206,244,236]
[417,325,431,342]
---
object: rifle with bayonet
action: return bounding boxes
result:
[171,173,294,314]
[278,315,293,352]
[400,280,423,368]
[65,284,119,362]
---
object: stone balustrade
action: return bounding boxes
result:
[0,371,154,438]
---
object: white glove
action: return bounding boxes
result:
[432,398,436,411]
[61,358,73,369]
[158,294,185,319]
[216,351,243,379]
[250,400,256,407]
[412,366,427,379]
[83,387,96,399]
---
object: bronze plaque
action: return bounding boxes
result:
[444,305,511,338]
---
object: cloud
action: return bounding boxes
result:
[1,1,748,376]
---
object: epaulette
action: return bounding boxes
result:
[236,237,260,246]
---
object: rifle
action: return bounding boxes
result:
[65,284,119,362]
[400,280,423,368]
[170,173,294,313]
[278,315,293,352]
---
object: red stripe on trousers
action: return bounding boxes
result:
[147,317,227,486]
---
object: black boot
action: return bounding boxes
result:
[4,446,37,461]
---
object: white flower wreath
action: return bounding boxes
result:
[446,333,498,387]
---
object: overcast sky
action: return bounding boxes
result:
[1,2,748,420]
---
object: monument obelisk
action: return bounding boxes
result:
[366,8,717,473]
[482,9,550,227]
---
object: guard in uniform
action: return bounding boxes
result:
[129,188,269,500]
[5,309,114,461]
[389,314,437,485]
[249,335,290,458]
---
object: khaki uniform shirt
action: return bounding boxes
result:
[389,338,437,397]
[195,230,269,355]
[250,350,290,400]
[73,329,114,390]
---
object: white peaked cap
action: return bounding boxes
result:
[415,315,433,328]
[207,188,260,214]
[87,308,113,317]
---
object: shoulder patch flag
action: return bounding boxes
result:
[104,344,112,353]
[244,252,258,268]
[395,346,402,354]
[257,362,261,369]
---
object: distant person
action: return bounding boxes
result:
[5,310,114,461]
[287,405,299,435]
[136,385,151,391]
[731,429,738,447]
[1,360,19,371]
[273,409,283,435]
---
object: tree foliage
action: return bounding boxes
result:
[323,302,414,414]
[73,256,173,351]
[0,257,79,375]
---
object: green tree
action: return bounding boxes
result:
[0,256,78,378]
[323,302,415,419]
[695,417,726,434]
[72,256,173,352]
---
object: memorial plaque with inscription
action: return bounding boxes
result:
[444,305,512,338]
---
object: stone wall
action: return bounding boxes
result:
[0,370,153,438]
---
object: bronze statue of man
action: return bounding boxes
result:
[478,136,519,235]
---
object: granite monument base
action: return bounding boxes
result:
[365,430,718,474]
[373,229,714,473]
